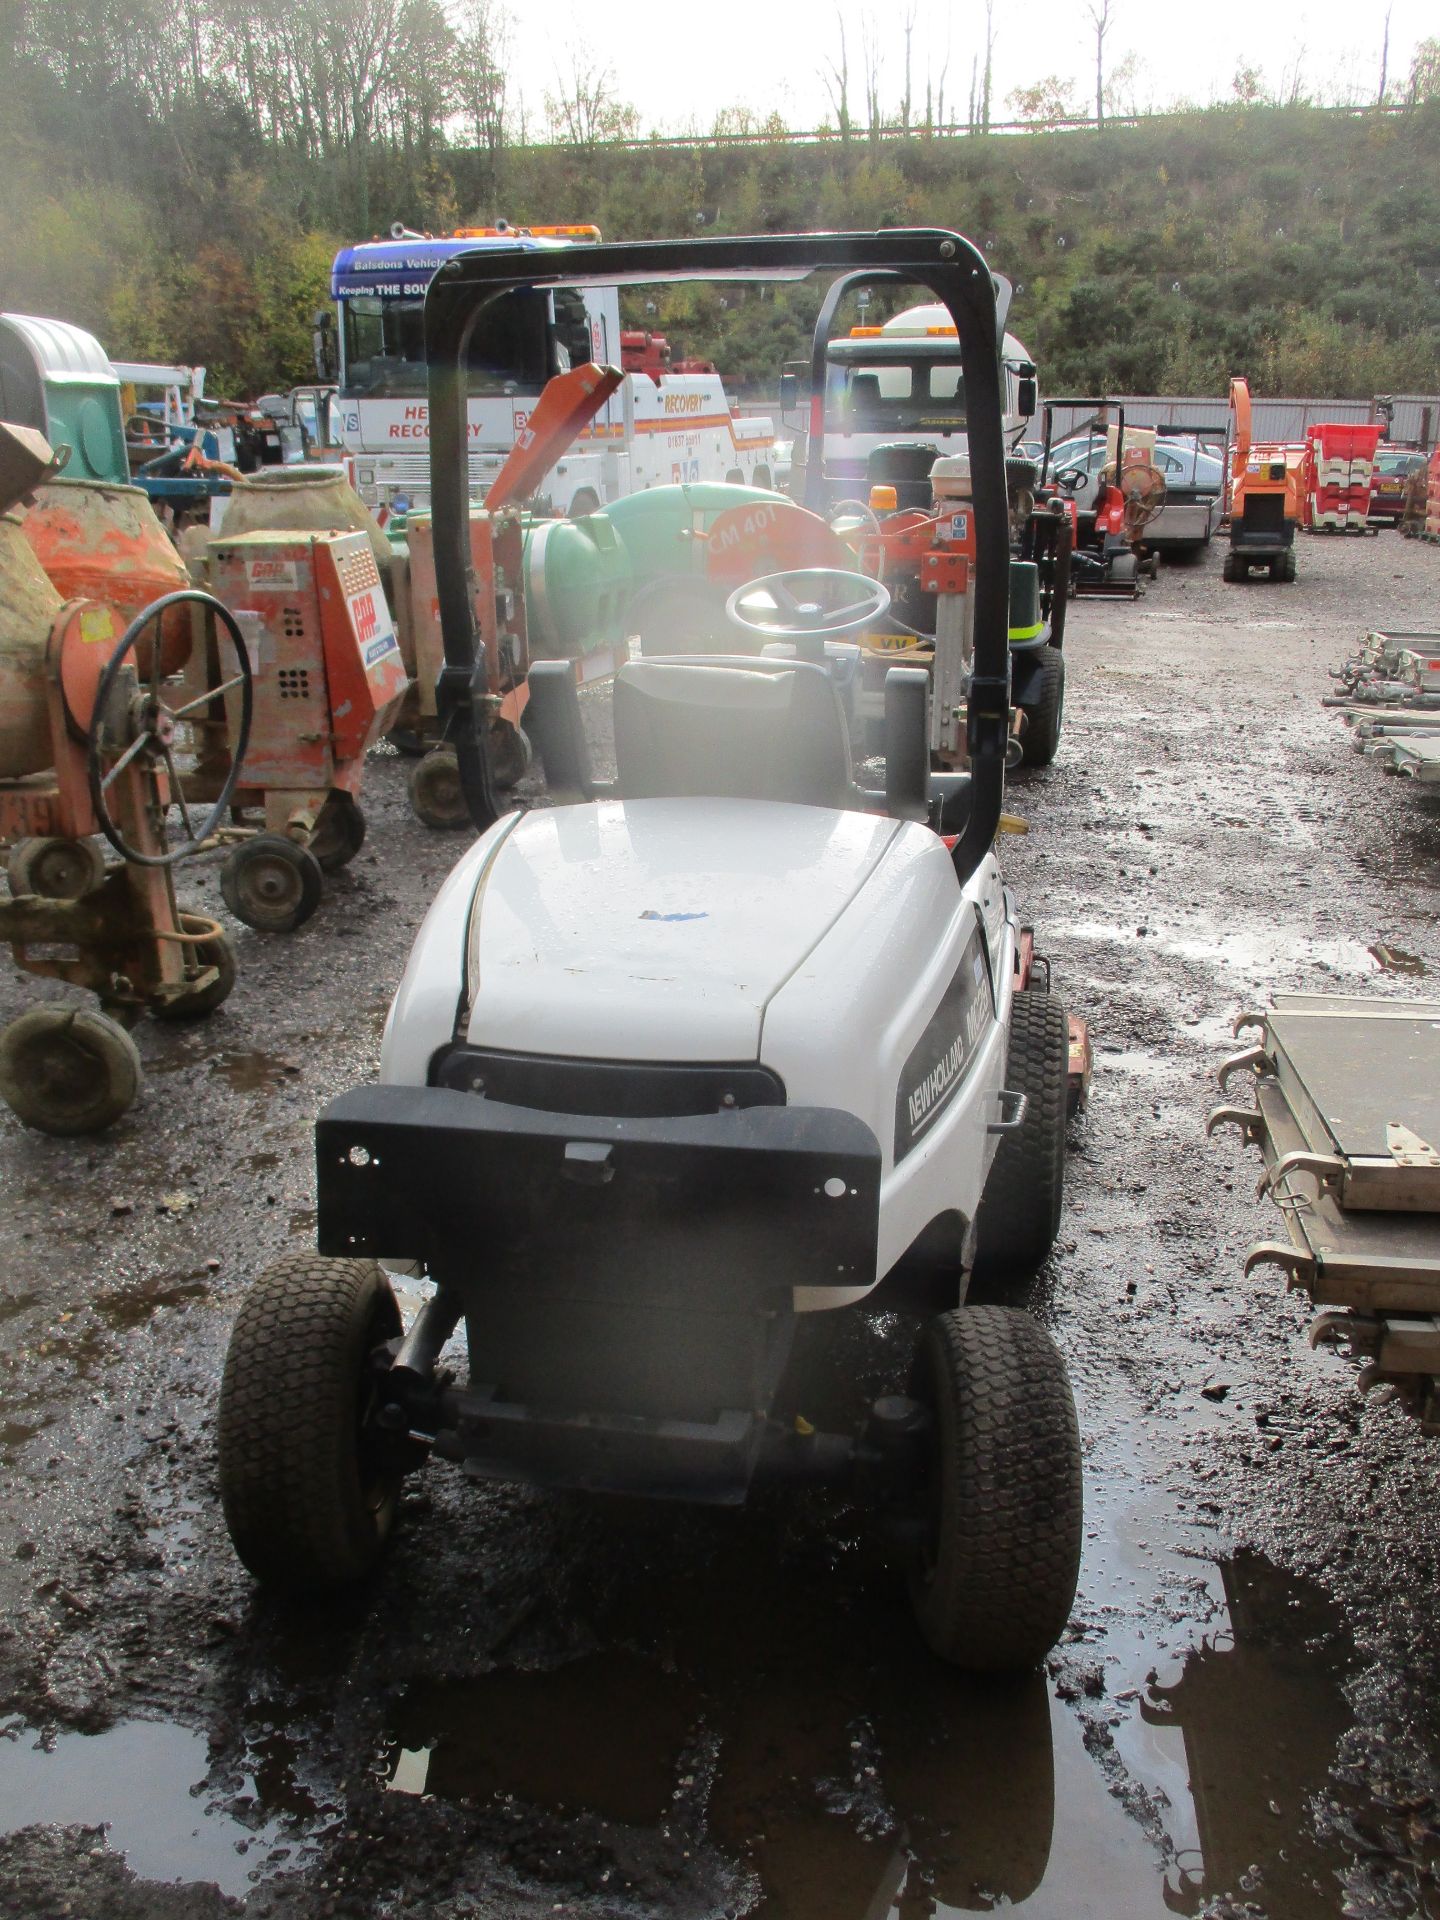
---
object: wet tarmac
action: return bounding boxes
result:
[2,530,1440,1917]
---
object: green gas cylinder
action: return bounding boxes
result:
[521,511,632,659]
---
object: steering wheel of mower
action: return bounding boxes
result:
[725,567,891,646]
[87,589,254,868]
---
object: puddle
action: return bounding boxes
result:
[0,1718,300,1898]
[1055,919,1376,981]
[1130,1551,1357,1916]
[1368,943,1427,976]
[1093,1046,1174,1084]
[362,1456,1387,1918]
[387,1651,695,1824]
[380,1640,1182,1915]
[207,1049,300,1094]
[1,1415,54,1460]
[145,1489,203,1562]
[93,1269,210,1330]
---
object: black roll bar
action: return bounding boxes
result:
[801,267,911,518]
[422,229,1011,890]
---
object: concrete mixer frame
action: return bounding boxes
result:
[0,583,253,1135]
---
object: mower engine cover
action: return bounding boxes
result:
[361,798,1014,1304]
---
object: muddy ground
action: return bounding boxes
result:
[3,527,1440,1919]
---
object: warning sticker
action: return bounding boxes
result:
[79,606,118,646]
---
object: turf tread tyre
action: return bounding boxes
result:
[1018,647,1065,767]
[974,990,1068,1276]
[218,1257,403,1592]
[908,1305,1082,1669]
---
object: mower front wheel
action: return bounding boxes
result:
[907,1305,1082,1670]
[0,1004,142,1135]
[973,989,1068,1277]
[221,834,324,933]
[1018,648,1065,768]
[218,1256,406,1593]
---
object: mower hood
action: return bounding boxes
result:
[462,798,902,1062]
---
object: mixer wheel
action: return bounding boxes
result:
[310,793,367,873]
[409,748,469,831]
[489,719,534,790]
[152,911,237,1020]
[0,1005,142,1135]
[6,836,106,902]
[221,834,324,934]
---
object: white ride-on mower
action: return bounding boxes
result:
[219,231,1082,1671]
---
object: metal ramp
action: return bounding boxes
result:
[1209,994,1440,1430]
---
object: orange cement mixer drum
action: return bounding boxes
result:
[56,600,123,739]
[0,509,63,778]
[21,479,190,677]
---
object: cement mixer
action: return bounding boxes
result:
[155,465,411,927]
[0,421,253,1135]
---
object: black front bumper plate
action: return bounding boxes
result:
[316,1084,881,1298]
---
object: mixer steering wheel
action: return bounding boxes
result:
[87,590,254,868]
[724,567,891,649]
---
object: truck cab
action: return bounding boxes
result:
[801,280,1037,513]
[325,224,777,519]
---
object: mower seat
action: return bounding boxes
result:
[613,655,855,810]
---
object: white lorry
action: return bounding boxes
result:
[797,278,1038,511]
[320,223,779,518]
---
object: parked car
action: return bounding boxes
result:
[1047,432,1224,490]
[1369,449,1427,526]
[1045,432,1225,553]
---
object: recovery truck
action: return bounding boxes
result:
[794,274,1038,514]
[320,222,779,519]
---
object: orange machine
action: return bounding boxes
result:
[1224,378,1306,583]
[0,424,252,1134]
[399,361,624,828]
[198,528,410,929]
